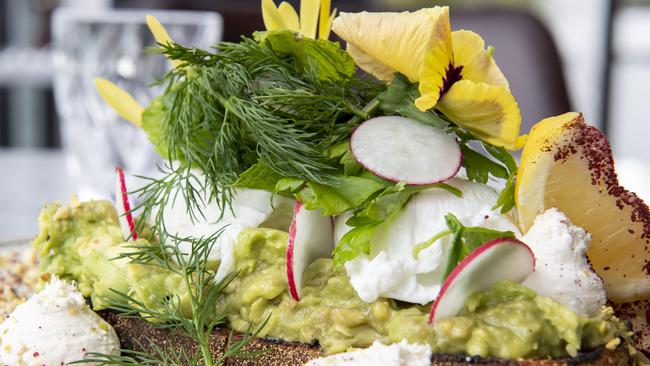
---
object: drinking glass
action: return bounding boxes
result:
[52,8,222,200]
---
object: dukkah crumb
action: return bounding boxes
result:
[0,248,39,318]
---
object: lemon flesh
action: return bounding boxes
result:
[516,112,650,303]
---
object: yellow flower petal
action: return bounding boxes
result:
[278,2,300,32]
[94,78,144,127]
[451,30,508,88]
[146,15,181,68]
[318,0,332,39]
[514,134,528,150]
[319,8,336,40]
[414,7,454,111]
[262,0,286,31]
[333,7,452,83]
[436,80,521,148]
[300,0,320,39]
[346,43,395,80]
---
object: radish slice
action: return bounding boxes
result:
[287,202,334,301]
[428,238,535,324]
[115,166,138,241]
[350,116,462,185]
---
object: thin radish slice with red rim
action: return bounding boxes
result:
[428,237,535,324]
[287,202,334,301]
[115,166,138,241]
[350,116,462,185]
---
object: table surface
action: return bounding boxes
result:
[1,148,649,242]
[0,149,75,241]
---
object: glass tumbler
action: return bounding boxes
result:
[52,8,222,200]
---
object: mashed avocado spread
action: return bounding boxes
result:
[33,200,626,358]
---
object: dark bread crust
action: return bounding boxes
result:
[100,312,631,365]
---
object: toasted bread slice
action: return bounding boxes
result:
[100,312,632,365]
[613,299,650,358]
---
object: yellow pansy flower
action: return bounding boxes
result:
[262,0,336,40]
[331,7,522,149]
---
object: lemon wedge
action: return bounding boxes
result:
[516,112,650,303]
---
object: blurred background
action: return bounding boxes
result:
[0,0,649,238]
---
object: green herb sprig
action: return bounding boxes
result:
[75,227,265,365]
[139,32,383,224]
[414,213,516,280]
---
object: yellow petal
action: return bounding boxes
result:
[262,0,286,31]
[514,134,528,150]
[318,0,332,39]
[319,8,336,40]
[94,78,144,127]
[451,30,508,88]
[414,7,454,111]
[436,80,521,148]
[278,2,300,32]
[346,43,395,80]
[300,0,320,39]
[332,7,453,84]
[146,15,181,69]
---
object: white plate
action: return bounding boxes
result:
[0,238,30,253]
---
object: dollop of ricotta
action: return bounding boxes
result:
[304,340,432,366]
[158,171,294,281]
[522,208,606,316]
[0,277,120,365]
[342,178,520,304]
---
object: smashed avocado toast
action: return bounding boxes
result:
[2,1,650,366]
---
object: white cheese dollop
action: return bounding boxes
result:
[158,171,294,281]
[304,340,432,366]
[522,208,606,316]
[0,277,120,365]
[342,178,520,304]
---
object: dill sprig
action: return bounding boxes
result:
[139,35,382,221]
[77,227,265,365]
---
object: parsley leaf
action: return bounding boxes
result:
[333,182,463,265]
[461,145,509,183]
[233,162,283,192]
[340,148,363,176]
[378,74,448,129]
[332,223,379,266]
[142,96,173,159]
[296,176,386,216]
[442,213,516,279]
[493,171,516,214]
[259,30,355,81]
[482,143,517,175]
[275,177,305,195]
[356,182,462,224]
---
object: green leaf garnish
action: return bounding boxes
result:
[258,30,356,81]
[141,95,173,160]
[275,177,305,195]
[340,148,363,176]
[137,35,383,222]
[411,229,452,259]
[296,176,386,216]
[233,162,284,192]
[441,213,516,280]
[332,223,379,266]
[461,145,509,183]
[378,73,448,129]
[333,183,463,265]
[493,171,517,214]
